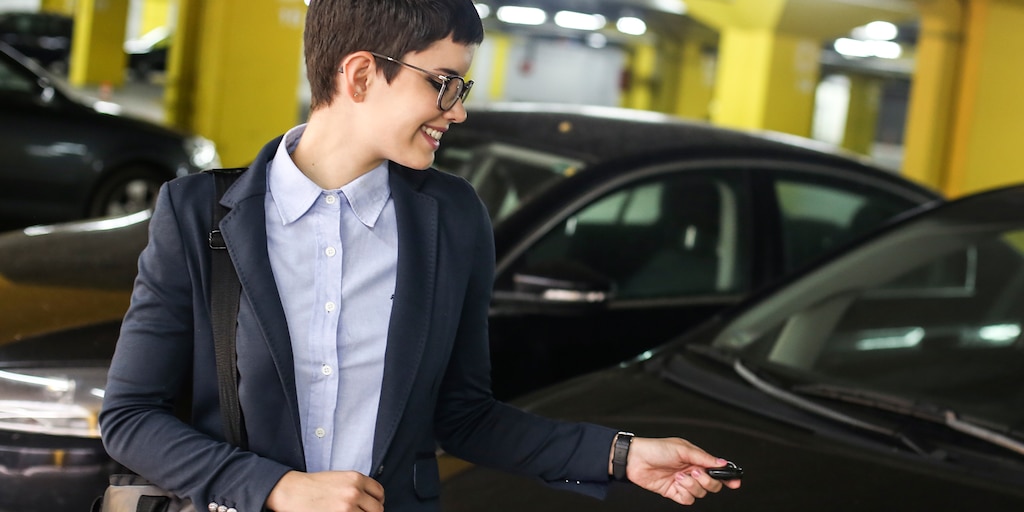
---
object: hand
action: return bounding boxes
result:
[266,470,385,512]
[618,437,741,506]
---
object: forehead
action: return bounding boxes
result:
[405,36,476,74]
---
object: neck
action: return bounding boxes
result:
[291,111,384,190]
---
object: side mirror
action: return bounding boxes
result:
[494,260,614,314]
[512,273,611,303]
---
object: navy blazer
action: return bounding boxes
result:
[100,137,617,512]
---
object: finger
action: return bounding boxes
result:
[688,468,724,493]
[361,477,386,503]
[671,472,707,504]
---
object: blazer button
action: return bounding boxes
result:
[375,464,384,476]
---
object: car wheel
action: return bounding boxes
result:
[88,167,167,218]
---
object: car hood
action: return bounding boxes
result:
[440,356,1024,511]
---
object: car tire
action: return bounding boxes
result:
[87,166,167,218]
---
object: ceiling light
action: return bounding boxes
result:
[851,20,898,41]
[586,32,608,49]
[496,6,547,25]
[834,38,902,59]
[554,10,606,31]
[616,16,647,36]
[475,3,491,19]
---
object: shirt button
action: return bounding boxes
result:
[315,427,326,438]
[325,301,336,312]
[325,246,337,257]
[325,195,337,204]
[321,364,333,376]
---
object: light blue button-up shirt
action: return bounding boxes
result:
[265,125,397,474]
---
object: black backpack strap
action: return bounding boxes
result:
[206,168,248,450]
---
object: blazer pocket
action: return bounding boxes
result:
[413,455,440,500]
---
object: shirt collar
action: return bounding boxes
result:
[268,124,391,228]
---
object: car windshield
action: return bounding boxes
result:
[710,188,1024,432]
[434,142,584,223]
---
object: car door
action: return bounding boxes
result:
[487,160,752,399]
[486,158,933,400]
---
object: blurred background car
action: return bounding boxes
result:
[0,42,219,232]
[123,26,170,82]
[439,183,1024,511]
[0,10,72,75]
[434,104,941,398]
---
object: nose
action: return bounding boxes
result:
[444,99,468,124]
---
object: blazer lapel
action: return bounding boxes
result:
[217,138,304,457]
[371,163,438,473]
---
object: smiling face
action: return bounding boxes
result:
[362,36,477,171]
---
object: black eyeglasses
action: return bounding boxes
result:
[368,51,473,111]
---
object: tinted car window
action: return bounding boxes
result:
[775,176,920,271]
[0,55,35,93]
[506,172,747,300]
[435,142,583,222]
[732,227,1024,429]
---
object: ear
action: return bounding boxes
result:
[338,51,376,102]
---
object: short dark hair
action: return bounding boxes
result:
[304,0,484,111]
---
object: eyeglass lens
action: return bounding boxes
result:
[440,77,469,111]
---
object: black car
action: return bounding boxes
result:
[440,184,1024,511]
[435,104,942,398]
[0,42,219,232]
[0,11,72,74]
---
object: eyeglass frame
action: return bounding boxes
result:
[366,51,473,111]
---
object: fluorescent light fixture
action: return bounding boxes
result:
[496,6,546,25]
[652,0,687,15]
[616,16,647,36]
[554,10,606,31]
[834,37,902,59]
[475,3,491,19]
[852,20,899,41]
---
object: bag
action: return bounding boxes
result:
[95,475,197,512]
[93,169,247,512]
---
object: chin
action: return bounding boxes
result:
[395,153,435,171]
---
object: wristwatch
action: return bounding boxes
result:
[612,431,634,481]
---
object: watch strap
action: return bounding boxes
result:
[612,432,634,481]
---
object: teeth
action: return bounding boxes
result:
[424,127,443,141]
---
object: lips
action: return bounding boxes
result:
[423,126,444,141]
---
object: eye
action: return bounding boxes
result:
[426,78,443,92]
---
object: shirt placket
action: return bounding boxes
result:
[307,191,343,471]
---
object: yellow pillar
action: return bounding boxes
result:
[944,0,1024,196]
[68,0,130,88]
[39,0,76,15]
[138,0,173,35]
[713,27,819,136]
[842,74,883,155]
[485,32,511,103]
[902,0,964,192]
[621,42,657,111]
[672,39,715,121]
[170,0,306,167]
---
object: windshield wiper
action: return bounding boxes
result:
[793,382,1024,457]
[731,359,932,457]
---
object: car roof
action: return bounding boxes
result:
[455,102,876,167]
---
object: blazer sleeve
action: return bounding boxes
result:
[431,184,618,499]
[99,179,291,512]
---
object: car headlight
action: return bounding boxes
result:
[184,135,221,170]
[0,367,106,438]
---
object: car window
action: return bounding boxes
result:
[435,142,583,223]
[0,56,35,94]
[735,228,1024,429]
[503,172,748,300]
[775,178,919,272]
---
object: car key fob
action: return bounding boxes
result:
[707,461,743,480]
